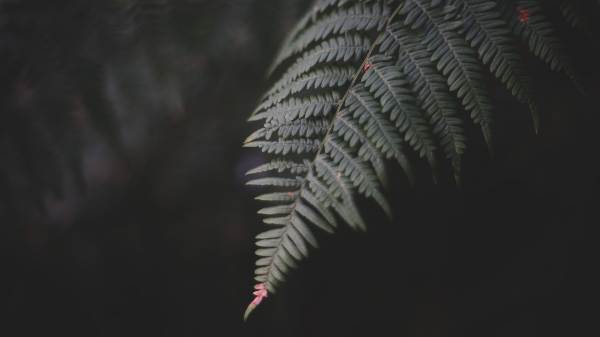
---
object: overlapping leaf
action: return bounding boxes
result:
[268,2,391,76]
[497,0,585,94]
[405,0,497,148]
[256,65,355,115]
[361,54,438,181]
[380,20,466,184]
[450,0,539,135]
[249,91,340,122]
[252,33,370,118]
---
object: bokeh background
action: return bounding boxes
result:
[0,0,599,336]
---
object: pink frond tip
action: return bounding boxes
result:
[251,284,268,305]
[244,283,268,322]
[362,62,373,74]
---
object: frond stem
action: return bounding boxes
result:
[298,0,405,193]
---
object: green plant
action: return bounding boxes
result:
[244,0,597,320]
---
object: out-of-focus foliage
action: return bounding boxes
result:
[0,0,309,223]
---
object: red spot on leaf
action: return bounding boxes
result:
[288,192,294,197]
[363,62,373,74]
[517,7,531,23]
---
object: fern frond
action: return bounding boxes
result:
[305,172,359,226]
[268,2,391,76]
[245,0,597,322]
[497,0,585,95]
[361,54,438,181]
[255,191,298,202]
[269,0,345,75]
[245,118,330,143]
[300,188,338,227]
[333,109,395,187]
[279,32,370,89]
[244,138,322,155]
[252,33,369,118]
[402,0,497,156]
[246,3,409,320]
[249,91,340,122]
[247,177,303,187]
[345,84,415,184]
[246,158,312,175]
[314,153,366,230]
[380,21,466,183]
[450,0,539,134]
[324,134,392,217]
[246,161,354,322]
[256,65,355,115]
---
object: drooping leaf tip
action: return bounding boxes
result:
[244,304,257,322]
[244,283,268,321]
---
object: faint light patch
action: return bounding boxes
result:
[235,152,268,192]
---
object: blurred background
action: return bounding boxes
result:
[0,0,599,336]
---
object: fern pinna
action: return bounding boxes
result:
[243,0,592,320]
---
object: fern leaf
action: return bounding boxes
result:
[301,187,338,225]
[252,208,320,293]
[255,191,299,202]
[315,153,366,231]
[246,177,303,187]
[306,172,359,227]
[450,0,539,134]
[250,91,340,122]
[268,2,390,76]
[245,118,330,143]
[244,137,322,155]
[245,0,597,322]
[334,109,395,187]
[324,134,393,217]
[245,165,349,322]
[267,0,346,81]
[380,21,466,183]
[497,0,585,95]
[402,0,496,160]
[257,65,356,115]
[246,158,311,175]
[258,32,370,112]
[361,54,438,180]
[337,0,400,7]
[346,84,414,185]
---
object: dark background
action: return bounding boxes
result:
[0,0,599,336]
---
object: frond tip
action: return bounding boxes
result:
[244,283,268,322]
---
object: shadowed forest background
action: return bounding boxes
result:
[0,0,599,336]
